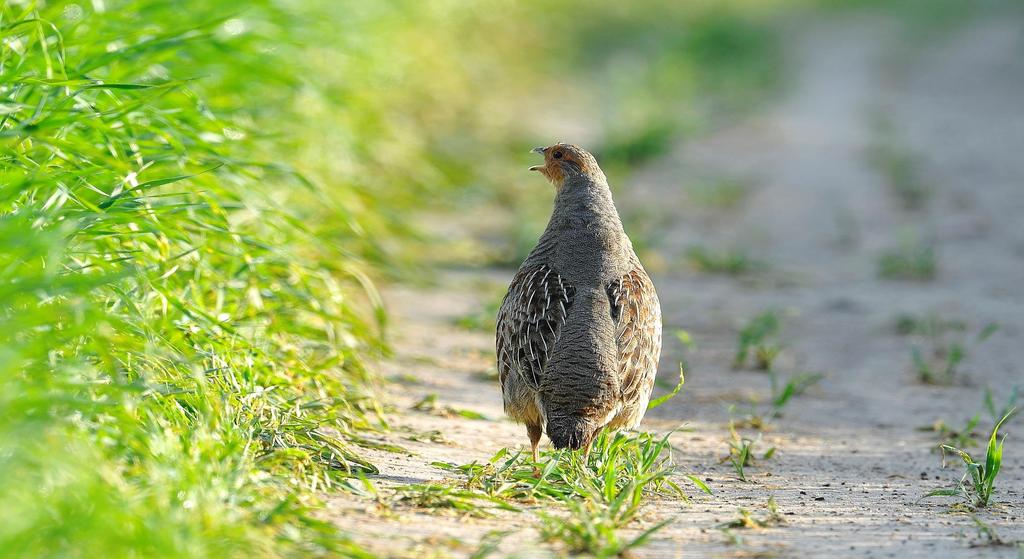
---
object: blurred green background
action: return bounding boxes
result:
[2,0,1017,556]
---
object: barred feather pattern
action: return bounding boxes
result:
[496,264,575,399]
[605,266,662,430]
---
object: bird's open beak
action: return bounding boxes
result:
[529,146,547,171]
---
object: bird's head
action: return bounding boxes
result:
[529,143,604,188]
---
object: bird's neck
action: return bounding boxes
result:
[527,174,633,281]
[549,175,622,232]
[530,175,627,265]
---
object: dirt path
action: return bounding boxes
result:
[329,15,1024,558]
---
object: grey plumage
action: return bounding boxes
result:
[496,143,662,457]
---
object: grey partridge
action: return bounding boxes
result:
[496,143,662,461]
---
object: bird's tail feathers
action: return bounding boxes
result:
[546,415,596,451]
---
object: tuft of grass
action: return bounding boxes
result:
[538,500,672,558]
[920,415,983,449]
[687,179,751,210]
[725,422,773,481]
[769,370,824,417]
[419,431,707,555]
[429,432,704,505]
[907,321,998,385]
[969,515,1008,547]
[403,428,454,445]
[393,483,520,518]
[866,115,930,211]
[731,370,823,430]
[401,375,700,553]
[673,328,698,369]
[733,310,783,370]
[411,394,489,421]
[878,242,937,281]
[685,245,761,276]
[924,409,1015,509]
[717,496,784,530]
[534,433,691,556]
[984,386,1020,425]
[716,497,784,547]
[894,313,966,336]
[922,389,1018,449]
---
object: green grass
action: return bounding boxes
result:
[905,320,999,385]
[393,483,520,518]
[866,114,930,211]
[409,430,709,555]
[534,435,685,556]
[984,386,1020,424]
[1,2,389,555]
[650,364,688,411]
[894,313,966,337]
[925,409,1015,509]
[921,388,1018,449]
[920,415,983,449]
[686,245,762,276]
[878,241,938,281]
[538,500,671,558]
[733,309,783,370]
[894,313,997,385]
[411,393,489,421]
[428,432,703,506]
[687,179,751,210]
[0,0,804,555]
[725,422,774,482]
[716,497,784,547]
[731,370,823,430]
[967,515,1021,548]
[718,496,784,530]
[769,370,824,417]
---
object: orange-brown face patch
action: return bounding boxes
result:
[535,156,565,185]
[530,143,597,187]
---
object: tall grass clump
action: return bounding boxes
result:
[924,410,1015,509]
[425,432,706,556]
[1,2,384,556]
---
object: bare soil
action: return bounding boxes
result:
[327,15,1024,558]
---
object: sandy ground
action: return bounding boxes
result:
[326,14,1024,558]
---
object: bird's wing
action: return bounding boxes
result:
[496,264,575,391]
[606,267,662,410]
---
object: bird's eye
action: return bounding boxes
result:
[553,150,563,159]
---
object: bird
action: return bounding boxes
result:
[495,143,662,462]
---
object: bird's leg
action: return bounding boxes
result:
[527,424,543,476]
[581,427,603,466]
